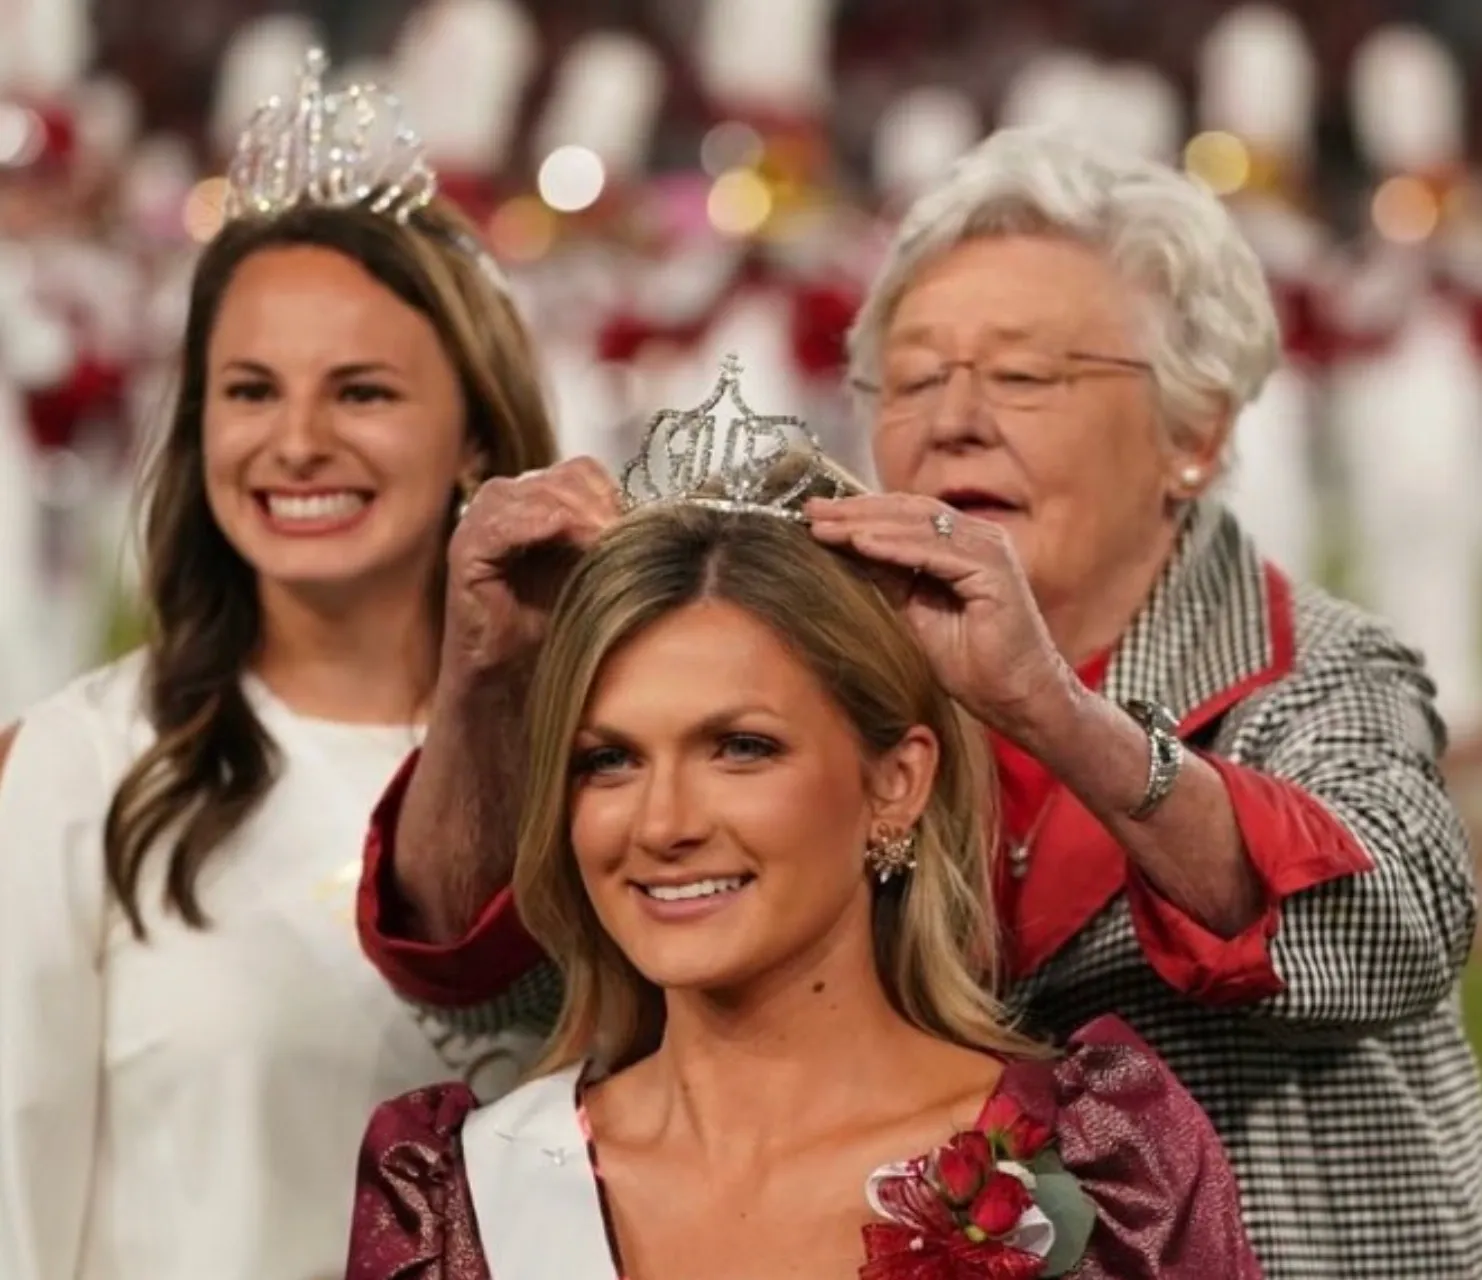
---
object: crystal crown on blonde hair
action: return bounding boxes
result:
[619,355,853,521]
[223,47,437,224]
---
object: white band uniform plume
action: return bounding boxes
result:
[619,354,853,521]
[220,47,509,291]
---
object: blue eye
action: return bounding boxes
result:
[718,733,780,762]
[572,745,633,778]
[340,382,398,405]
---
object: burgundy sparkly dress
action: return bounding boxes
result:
[345,1017,1262,1279]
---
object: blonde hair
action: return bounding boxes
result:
[514,480,1042,1073]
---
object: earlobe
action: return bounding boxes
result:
[1170,403,1232,500]
[458,436,489,490]
[454,468,482,519]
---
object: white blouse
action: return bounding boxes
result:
[0,654,537,1280]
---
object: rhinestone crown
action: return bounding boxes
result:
[620,355,854,520]
[223,48,436,224]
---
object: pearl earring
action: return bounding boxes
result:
[1179,465,1204,489]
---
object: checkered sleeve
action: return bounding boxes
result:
[1228,621,1478,1034]
[406,958,565,1042]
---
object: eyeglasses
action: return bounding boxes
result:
[850,351,1152,420]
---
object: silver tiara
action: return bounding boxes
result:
[619,355,851,521]
[223,48,437,224]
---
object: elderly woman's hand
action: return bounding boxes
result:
[806,493,1077,746]
[446,457,623,684]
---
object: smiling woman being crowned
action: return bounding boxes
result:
[345,358,1261,1280]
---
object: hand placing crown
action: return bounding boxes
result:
[440,357,857,683]
[619,354,855,520]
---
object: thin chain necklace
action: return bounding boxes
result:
[1005,790,1059,880]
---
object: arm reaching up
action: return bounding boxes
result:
[358,459,620,1024]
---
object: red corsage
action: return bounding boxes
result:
[860,1093,1094,1279]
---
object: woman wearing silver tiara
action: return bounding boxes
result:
[346,391,1261,1279]
[0,52,556,1280]
[359,131,1482,1278]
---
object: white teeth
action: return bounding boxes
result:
[265,491,367,522]
[643,876,749,902]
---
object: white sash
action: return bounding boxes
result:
[464,1066,621,1280]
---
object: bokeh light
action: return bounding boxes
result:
[537,145,606,213]
[699,122,764,178]
[706,168,773,237]
[1372,176,1440,244]
[1183,131,1251,197]
[0,106,44,168]
[487,196,557,263]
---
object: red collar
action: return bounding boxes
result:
[996,650,1112,839]
[997,564,1295,980]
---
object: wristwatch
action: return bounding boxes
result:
[1121,699,1184,821]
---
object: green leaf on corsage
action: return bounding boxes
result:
[1027,1149,1095,1277]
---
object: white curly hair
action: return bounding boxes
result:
[848,128,1281,454]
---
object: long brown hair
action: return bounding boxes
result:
[104,198,557,938]
[514,494,1042,1074]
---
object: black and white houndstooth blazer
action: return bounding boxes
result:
[441,499,1482,1279]
[1008,499,1482,1278]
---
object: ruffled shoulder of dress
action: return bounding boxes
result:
[346,1083,491,1280]
[997,1016,1264,1279]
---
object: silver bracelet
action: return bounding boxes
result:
[1122,698,1184,821]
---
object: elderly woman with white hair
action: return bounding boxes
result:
[354,130,1482,1278]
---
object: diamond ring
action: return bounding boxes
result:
[931,510,955,540]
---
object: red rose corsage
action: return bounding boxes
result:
[860,1093,1094,1279]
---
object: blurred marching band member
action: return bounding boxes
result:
[357,129,1482,1278]
[0,106,69,718]
[0,372,47,721]
[0,0,144,705]
[1197,5,1331,583]
[524,26,667,465]
[859,84,985,483]
[998,47,1180,168]
[595,0,874,477]
[871,86,982,225]
[1327,25,1482,735]
[0,49,556,1280]
[687,0,846,417]
[389,0,538,227]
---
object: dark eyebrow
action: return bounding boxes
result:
[217,359,403,380]
[219,359,275,378]
[577,704,782,744]
[328,361,402,380]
